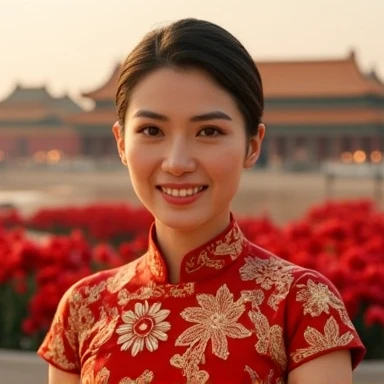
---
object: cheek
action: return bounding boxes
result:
[205,148,244,187]
[125,146,153,179]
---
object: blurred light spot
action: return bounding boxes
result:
[353,150,366,163]
[370,150,382,163]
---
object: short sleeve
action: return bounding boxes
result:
[285,270,366,372]
[37,285,81,373]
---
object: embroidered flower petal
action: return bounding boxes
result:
[180,307,211,324]
[153,321,171,334]
[121,310,136,323]
[131,337,145,357]
[216,285,234,313]
[116,323,133,335]
[223,303,246,323]
[211,328,229,359]
[196,293,218,312]
[134,301,148,318]
[151,328,169,342]
[148,302,162,316]
[152,308,171,323]
[145,334,159,352]
[175,323,206,346]
[119,335,136,352]
[224,323,252,338]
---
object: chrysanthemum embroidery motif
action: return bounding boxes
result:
[116,301,171,356]
[296,278,354,328]
[170,284,251,383]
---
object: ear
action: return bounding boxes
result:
[244,124,265,169]
[112,121,127,165]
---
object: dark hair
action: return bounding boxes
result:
[116,18,264,137]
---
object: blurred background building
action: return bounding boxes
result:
[1,51,384,170]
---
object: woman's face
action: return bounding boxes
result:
[114,67,264,232]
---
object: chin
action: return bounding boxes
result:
[155,210,209,232]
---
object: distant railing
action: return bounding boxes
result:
[322,162,384,203]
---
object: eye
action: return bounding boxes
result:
[198,127,222,137]
[140,126,163,137]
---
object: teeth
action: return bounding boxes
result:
[161,186,204,197]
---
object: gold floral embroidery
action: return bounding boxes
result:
[96,367,111,383]
[82,356,110,384]
[88,306,119,352]
[119,370,154,384]
[296,278,354,328]
[185,223,245,274]
[248,310,287,371]
[244,365,259,383]
[107,261,139,293]
[68,291,96,353]
[169,284,195,297]
[170,284,251,383]
[118,282,194,306]
[241,289,265,309]
[185,251,226,274]
[215,223,244,259]
[43,313,78,370]
[239,256,294,310]
[291,316,354,363]
[244,366,280,384]
[116,301,171,356]
[84,280,107,303]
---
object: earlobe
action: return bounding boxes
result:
[244,149,259,169]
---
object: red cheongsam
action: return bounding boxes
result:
[38,217,365,383]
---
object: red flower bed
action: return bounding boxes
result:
[0,200,383,358]
[26,203,153,244]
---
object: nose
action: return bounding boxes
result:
[161,137,196,176]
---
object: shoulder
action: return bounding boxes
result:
[243,240,335,285]
[241,241,319,285]
[240,241,353,316]
[63,256,142,305]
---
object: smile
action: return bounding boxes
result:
[160,186,205,197]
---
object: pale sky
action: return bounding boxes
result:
[0,0,383,106]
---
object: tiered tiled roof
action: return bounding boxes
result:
[69,51,384,127]
[0,85,83,123]
[79,52,384,102]
[258,51,384,98]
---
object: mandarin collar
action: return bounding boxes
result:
[144,216,248,283]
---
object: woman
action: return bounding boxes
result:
[38,18,365,383]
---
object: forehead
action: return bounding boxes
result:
[125,67,242,120]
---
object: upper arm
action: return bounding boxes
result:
[48,365,80,384]
[288,349,352,384]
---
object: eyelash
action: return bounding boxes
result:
[140,126,162,136]
[138,126,224,137]
[199,127,223,137]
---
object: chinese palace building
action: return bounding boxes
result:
[0,85,83,163]
[1,51,384,169]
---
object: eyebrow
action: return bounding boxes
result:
[133,110,232,122]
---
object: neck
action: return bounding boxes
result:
[154,212,231,284]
